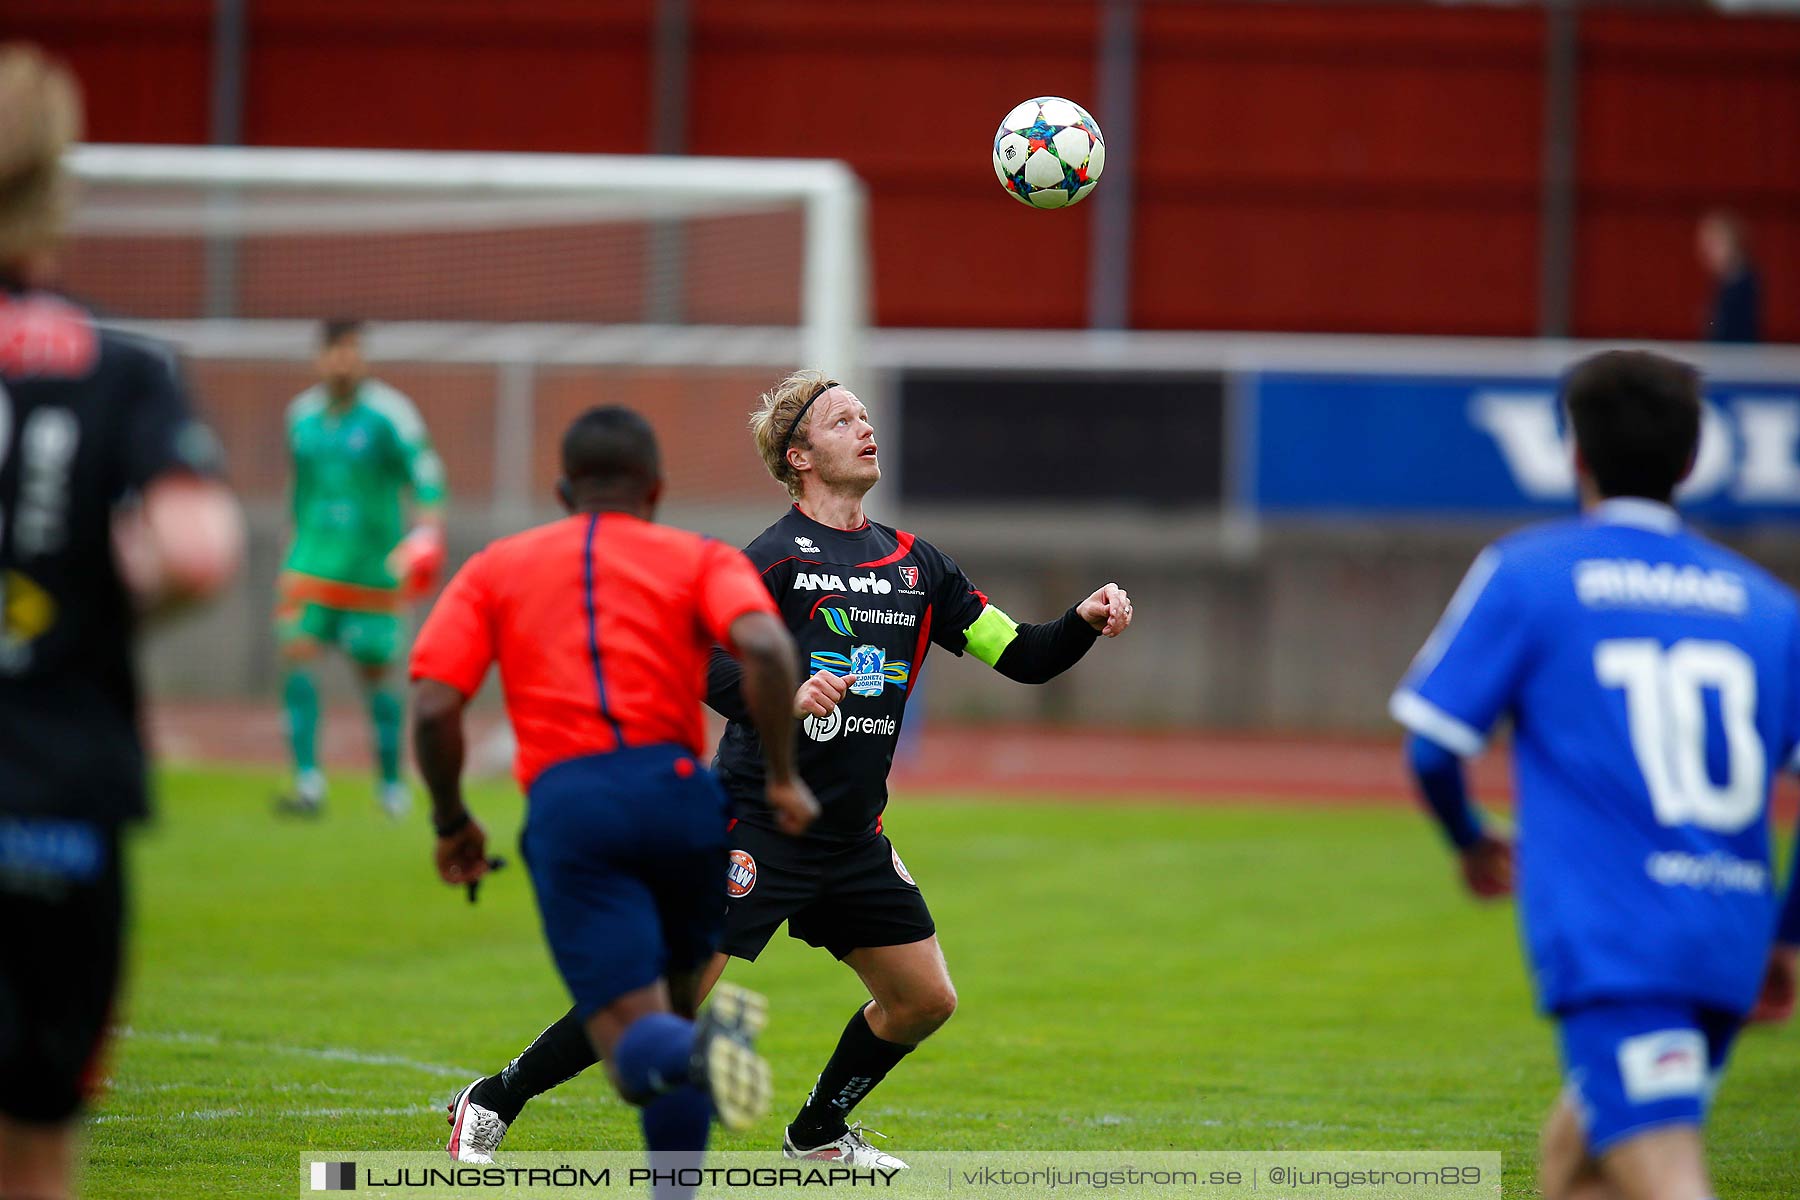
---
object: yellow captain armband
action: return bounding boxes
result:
[963,604,1020,668]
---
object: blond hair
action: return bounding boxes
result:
[0,44,83,266]
[750,369,838,500]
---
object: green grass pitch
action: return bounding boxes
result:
[86,766,1798,1198]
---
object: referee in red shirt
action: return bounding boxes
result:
[409,406,817,1184]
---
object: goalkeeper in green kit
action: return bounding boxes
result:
[276,320,447,818]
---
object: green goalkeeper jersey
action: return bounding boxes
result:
[284,380,446,589]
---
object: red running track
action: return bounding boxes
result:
[148,701,1799,817]
[148,702,1513,807]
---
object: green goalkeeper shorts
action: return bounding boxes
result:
[278,602,401,667]
[276,571,405,667]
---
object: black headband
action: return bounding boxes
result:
[778,379,840,465]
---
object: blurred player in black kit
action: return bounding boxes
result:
[445,370,1132,1167]
[0,44,243,1200]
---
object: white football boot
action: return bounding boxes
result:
[273,769,326,817]
[783,1122,908,1169]
[379,781,412,821]
[689,982,772,1131]
[445,1080,508,1163]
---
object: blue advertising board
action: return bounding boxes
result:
[1249,371,1800,524]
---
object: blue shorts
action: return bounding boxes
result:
[1556,999,1740,1155]
[521,745,730,1017]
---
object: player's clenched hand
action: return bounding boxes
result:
[765,777,820,836]
[1748,945,1797,1025]
[435,817,490,886]
[1458,833,1514,900]
[795,670,854,718]
[1078,582,1134,637]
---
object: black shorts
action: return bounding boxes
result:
[0,818,124,1124]
[721,821,934,962]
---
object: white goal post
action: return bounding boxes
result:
[67,144,867,374]
[62,144,870,523]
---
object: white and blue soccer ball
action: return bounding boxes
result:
[992,96,1106,210]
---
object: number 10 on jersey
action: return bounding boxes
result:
[1595,638,1765,834]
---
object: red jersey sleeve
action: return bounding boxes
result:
[409,550,497,697]
[697,539,779,650]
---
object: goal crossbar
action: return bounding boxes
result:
[66,143,868,379]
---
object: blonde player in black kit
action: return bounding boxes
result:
[444,369,1132,1167]
[0,45,243,1200]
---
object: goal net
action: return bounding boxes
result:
[63,145,869,533]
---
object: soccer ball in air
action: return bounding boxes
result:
[992,96,1106,209]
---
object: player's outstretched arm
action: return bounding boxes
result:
[728,611,819,835]
[1405,733,1512,899]
[412,678,489,886]
[967,583,1133,686]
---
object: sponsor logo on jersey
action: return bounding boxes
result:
[802,707,899,742]
[891,847,915,886]
[11,407,79,557]
[795,536,818,553]
[1617,1029,1707,1103]
[0,293,97,377]
[1644,850,1767,894]
[813,604,918,636]
[726,849,757,898]
[1575,559,1747,616]
[851,606,917,627]
[0,570,57,676]
[810,650,911,693]
[793,571,893,595]
[804,707,843,742]
[0,820,103,880]
[899,565,919,588]
[848,645,886,697]
[1,571,56,640]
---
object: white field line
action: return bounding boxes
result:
[93,1104,437,1124]
[115,1027,477,1080]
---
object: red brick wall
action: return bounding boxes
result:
[15,1,1799,340]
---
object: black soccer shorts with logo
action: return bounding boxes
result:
[720,818,934,961]
[0,819,124,1123]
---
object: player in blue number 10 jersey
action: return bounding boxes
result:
[1391,351,1799,1200]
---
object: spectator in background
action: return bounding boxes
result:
[1697,209,1762,343]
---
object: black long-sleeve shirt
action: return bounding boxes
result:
[710,505,1097,840]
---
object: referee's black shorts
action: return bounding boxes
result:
[721,819,934,962]
[0,817,124,1124]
